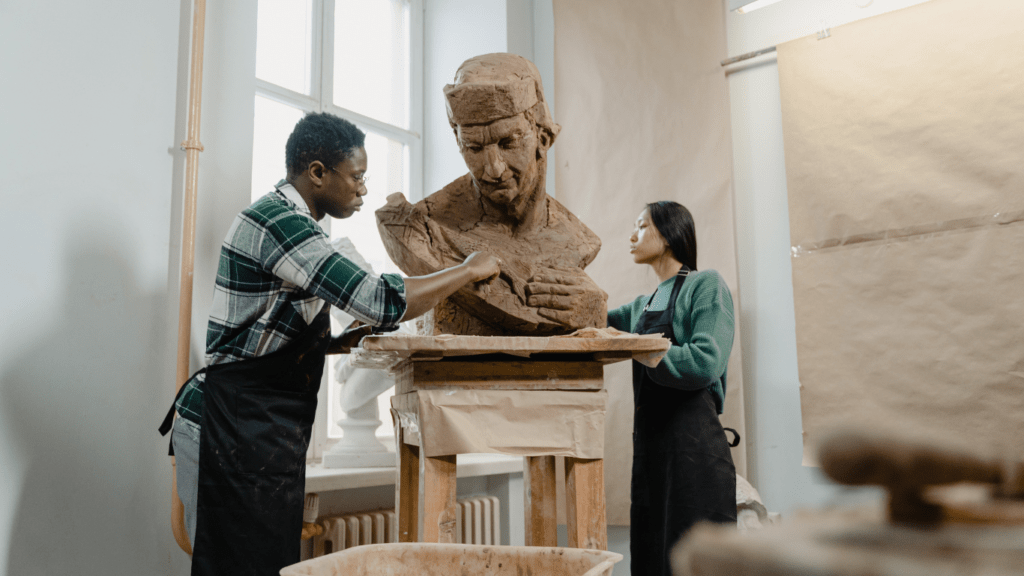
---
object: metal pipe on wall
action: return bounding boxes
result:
[171,0,207,557]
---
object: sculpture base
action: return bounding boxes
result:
[322,451,396,469]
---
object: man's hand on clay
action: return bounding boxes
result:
[461,252,501,296]
[527,269,595,328]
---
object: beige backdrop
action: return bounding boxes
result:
[554,0,745,524]
[777,0,1024,463]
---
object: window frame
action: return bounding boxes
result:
[253,0,424,461]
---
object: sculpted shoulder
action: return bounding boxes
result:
[546,195,602,266]
[423,174,483,232]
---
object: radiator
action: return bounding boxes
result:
[455,496,501,546]
[312,496,501,557]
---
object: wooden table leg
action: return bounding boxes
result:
[396,422,420,543]
[524,455,558,546]
[422,454,457,543]
[565,457,607,550]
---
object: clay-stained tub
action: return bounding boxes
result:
[280,543,622,576]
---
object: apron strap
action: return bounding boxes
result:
[723,427,741,448]
[159,368,207,456]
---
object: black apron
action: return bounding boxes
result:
[165,310,330,576]
[629,270,736,576]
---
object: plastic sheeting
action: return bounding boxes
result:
[777,0,1024,463]
[553,0,745,523]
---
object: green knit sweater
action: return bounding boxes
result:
[607,269,735,414]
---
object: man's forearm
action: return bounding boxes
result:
[401,265,476,321]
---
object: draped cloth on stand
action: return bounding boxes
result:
[777,0,1024,464]
[554,0,745,524]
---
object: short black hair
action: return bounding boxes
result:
[647,200,697,271]
[285,112,365,176]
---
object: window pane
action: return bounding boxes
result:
[334,0,410,128]
[327,130,408,440]
[328,131,407,275]
[256,0,313,94]
[251,96,305,203]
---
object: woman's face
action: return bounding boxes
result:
[629,209,667,265]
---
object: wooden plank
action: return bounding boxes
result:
[410,350,445,361]
[393,361,415,396]
[422,455,458,543]
[565,457,607,550]
[408,360,604,392]
[591,351,634,363]
[524,456,558,546]
[361,333,669,354]
[395,419,420,543]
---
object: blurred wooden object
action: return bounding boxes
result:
[170,0,207,557]
[672,427,1024,576]
[818,428,1024,526]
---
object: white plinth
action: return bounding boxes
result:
[322,450,395,468]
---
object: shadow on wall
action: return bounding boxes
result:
[0,229,177,576]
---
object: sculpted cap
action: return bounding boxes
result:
[444,53,554,128]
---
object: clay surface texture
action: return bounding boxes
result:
[377,53,607,335]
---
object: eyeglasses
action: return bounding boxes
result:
[329,167,369,186]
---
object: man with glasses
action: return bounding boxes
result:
[160,112,499,576]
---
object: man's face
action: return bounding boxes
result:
[318,146,368,220]
[456,114,544,220]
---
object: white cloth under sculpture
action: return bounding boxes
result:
[322,238,404,468]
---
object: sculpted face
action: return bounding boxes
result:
[456,113,544,221]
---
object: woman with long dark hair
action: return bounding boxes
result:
[608,201,737,576]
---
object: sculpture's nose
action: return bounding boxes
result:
[482,145,508,181]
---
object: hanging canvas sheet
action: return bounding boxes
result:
[554,0,745,523]
[777,0,1024,464]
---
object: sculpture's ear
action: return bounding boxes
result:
[536,127,555,159]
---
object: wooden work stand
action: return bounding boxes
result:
[348,333,670,551]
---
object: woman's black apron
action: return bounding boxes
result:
[187,311,329,576]
[630,270,736,576]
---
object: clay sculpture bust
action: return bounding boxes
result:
[377,53,607,335]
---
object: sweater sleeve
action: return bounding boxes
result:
[646,271,735,390]
[607,302,634,332]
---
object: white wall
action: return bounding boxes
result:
[422,0,508,196]
[0,2,543,574]
[0,0,192,574]
[725,0,933,517]
[422,0,556,199]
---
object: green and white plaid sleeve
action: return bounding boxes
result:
[252,199,407,328]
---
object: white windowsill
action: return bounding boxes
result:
[305,453,524,493]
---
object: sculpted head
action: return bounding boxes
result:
[445,53,561,221]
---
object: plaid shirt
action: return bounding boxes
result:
[175,182,406,424]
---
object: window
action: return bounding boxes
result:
[252,0,423,460]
